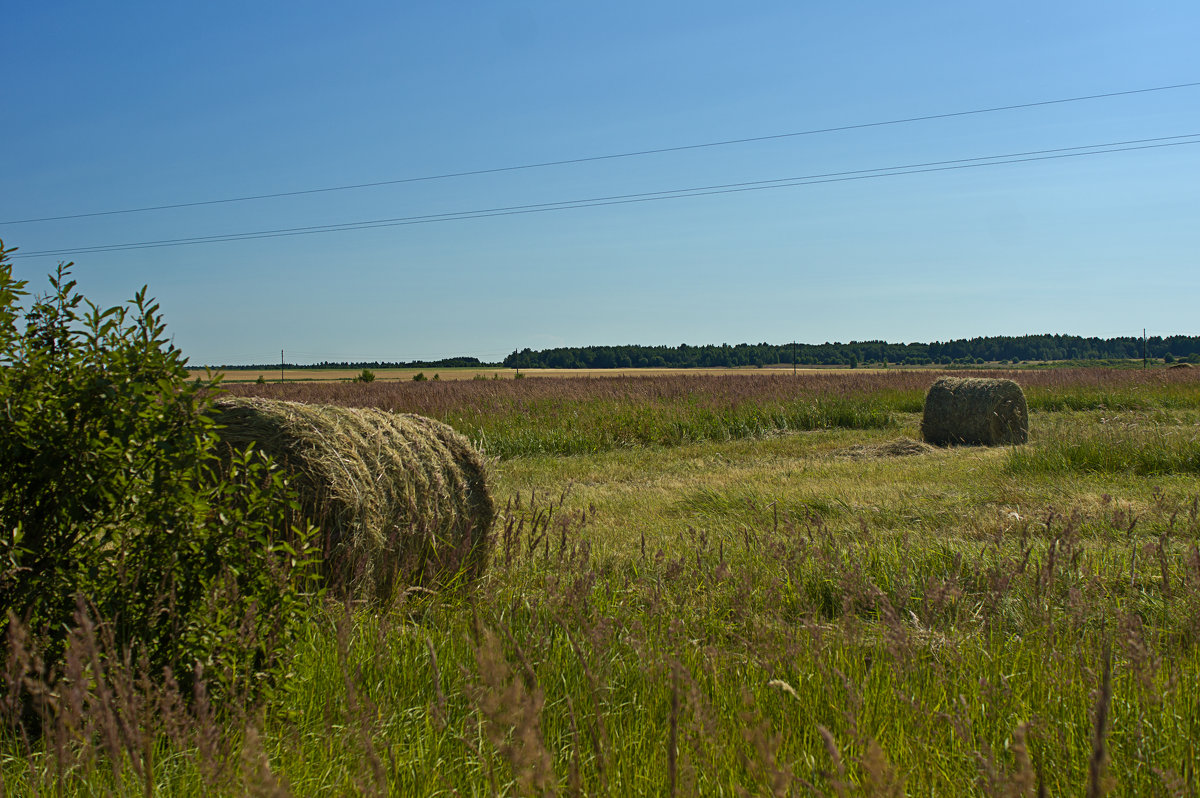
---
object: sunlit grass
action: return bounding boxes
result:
[226,367,1200,459]
[9,375,1200,794]
[1011,413,1200,476]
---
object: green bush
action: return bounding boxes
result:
[356,368,376,383]
[0,241,321,705]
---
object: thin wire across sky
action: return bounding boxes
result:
[13,133,1200,259]
[5,80,1198,226]
[6,81,1199,260]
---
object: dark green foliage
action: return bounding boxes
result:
[0,241,320,703]
[502,333,1200,369]
[356,368,376,383]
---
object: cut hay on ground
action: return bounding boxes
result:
[836,437,936,459]
[210,397,494,600]
[920,377,1029,447]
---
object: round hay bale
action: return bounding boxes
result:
[920,377,1028,446]
[210,397,494,600]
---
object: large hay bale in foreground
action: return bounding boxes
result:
[210,398,494,600]
[920,377,1028,446]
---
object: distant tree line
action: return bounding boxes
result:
[214,356,490,370]
[503,335,1200,369]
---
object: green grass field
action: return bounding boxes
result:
[5,368,1200,795]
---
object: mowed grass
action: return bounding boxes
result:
[6,368,1200,795]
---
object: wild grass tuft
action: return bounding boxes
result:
[1010,417,1200,475]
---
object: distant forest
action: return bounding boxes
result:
[215,357,487,370]
[211,335,1200,371]
[503,334,1200,369]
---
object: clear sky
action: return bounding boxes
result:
[4,2,1198,365]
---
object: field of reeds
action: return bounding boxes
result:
[5,367,1200,795]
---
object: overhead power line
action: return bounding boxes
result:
[3,80,1199,226]
[12,132,1199,260]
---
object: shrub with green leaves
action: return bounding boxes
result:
[0,240,321,705]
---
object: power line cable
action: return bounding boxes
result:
[4,80,1199,226]
[12,133,1199,260]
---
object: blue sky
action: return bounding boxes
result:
[4,2,1198,365]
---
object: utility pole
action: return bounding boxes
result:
[281,348,285,383]
[1143,329,1147,369]
[793,341,796,375]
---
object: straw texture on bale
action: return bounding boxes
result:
[210,397,494,600]
[920,377,1029,446]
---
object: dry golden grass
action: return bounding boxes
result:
[192,365,914,383]
[191,367,511,382]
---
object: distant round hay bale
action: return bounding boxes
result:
[920,377,1028,446]
[210,397,494,600]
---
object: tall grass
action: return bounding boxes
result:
[224,367,1200,458]
[228,374,913,457]
[1011,417,1200,475]
[9,369,1200,794]
[6,488,1200,794]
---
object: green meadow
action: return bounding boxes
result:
[5,368,1200,796]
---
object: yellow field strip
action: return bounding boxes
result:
[189,365,910,383]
